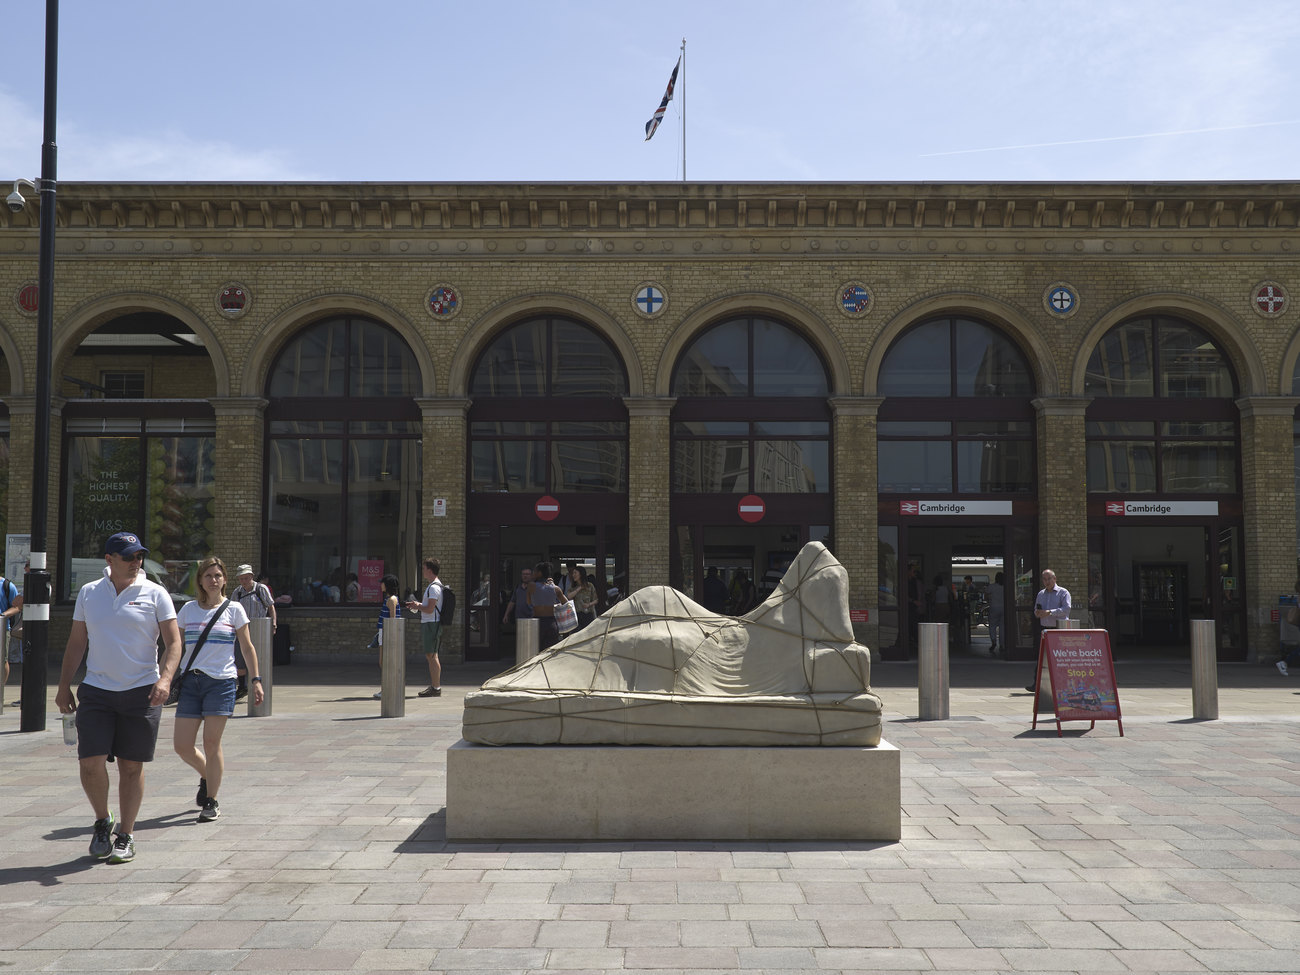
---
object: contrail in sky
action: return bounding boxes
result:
[921,120,1300,157]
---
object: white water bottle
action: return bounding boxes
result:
[62,712,77,746]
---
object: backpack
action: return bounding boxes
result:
[438,583,455,625]
[0,577,14,632]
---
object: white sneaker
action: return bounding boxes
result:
[1278,660,1289,676]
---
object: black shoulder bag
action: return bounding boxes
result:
[167,598,231,705]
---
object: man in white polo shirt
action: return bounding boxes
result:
[55,532,183,864]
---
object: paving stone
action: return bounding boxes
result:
[1,660,1295,975]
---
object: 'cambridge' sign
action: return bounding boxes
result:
[1104,500,1219,517]
[899,500,1014,516]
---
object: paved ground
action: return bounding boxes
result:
[1,654,1297,974]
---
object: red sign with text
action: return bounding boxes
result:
[358,559,384,601]
[1031,629,1123,736]
[535,495,560,521]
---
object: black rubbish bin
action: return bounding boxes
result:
[273,621,291,666]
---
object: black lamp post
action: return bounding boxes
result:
[17,0,58,733]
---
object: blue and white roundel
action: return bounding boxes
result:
[1048,286,1076,315]
[634,285,665,315]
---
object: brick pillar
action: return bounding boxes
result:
[210,398,267,566]
[1236,396,1300,663]
[624,396,674,594]
[831,396,883,655]
[1032,397,1089,596]
[417,397,470,662]
[4,394,65,571]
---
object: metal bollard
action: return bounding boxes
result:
[247,617,272,716]
[1190,618,1218,720]
[516,618,539,667]
[381,617,406,717]
[918,622,949,719]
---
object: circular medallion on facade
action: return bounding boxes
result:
[427,284,461,319]
[632,282,667,318]
[838,282,871,317]
[216,282,250,318]
[14,282,39,315]
[1043,282,1079,318]
[1251,280,1288,318]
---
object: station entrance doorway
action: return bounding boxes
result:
[465,519,627,663]
[670,521,832,613]
[878,520,1037,660]
[1087,518,1245,660]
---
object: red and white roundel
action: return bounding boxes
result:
[738,494,765,523]
[535,495,560,522]
[16,283,39,314]
[1252,281,1288,318]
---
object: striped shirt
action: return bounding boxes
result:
[176,599,250,679]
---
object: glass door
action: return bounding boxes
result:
[1006,525,1037,659]
[466,528,496,661]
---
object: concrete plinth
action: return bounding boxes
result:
[446,739,901,842]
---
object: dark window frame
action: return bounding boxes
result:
[264,317,423,604]
[1085,317,1240,496]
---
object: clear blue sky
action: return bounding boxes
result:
[2,0,1297,184]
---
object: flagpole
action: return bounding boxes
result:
[680,37,686,181]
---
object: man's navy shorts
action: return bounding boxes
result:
[75,683,161,762]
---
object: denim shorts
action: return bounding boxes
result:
[175,670,237,719]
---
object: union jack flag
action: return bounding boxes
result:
[644,57,680,141]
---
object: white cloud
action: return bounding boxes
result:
[0,85,314,182]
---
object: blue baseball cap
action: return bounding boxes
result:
[105,532,148,557]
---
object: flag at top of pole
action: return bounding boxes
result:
[644,56,681,141]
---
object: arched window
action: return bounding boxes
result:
[60,313,217,599]
[468,316,628,493]
[1085,317,1237,493]
[265,316,422,603]
[876,317,1035,494]
[671,317,831,494]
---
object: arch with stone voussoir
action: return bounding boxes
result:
[654,293,848,398]
[241,292,435,398]
[447,293,643,398]
[53,292,230,396]
[1070,293,1262,397]
[0,320,22,395]
[865,292,1057,397]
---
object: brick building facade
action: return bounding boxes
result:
[1,181,1296,664]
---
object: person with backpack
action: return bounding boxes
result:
[0,572,23,697]
[231,565,276,699]
[405,557,448,698]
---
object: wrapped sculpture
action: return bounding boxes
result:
[463,542,884,746]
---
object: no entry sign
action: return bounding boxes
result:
[535,495,560,522]
[738,494,765,523]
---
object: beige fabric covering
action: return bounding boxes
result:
[463,542,884,746]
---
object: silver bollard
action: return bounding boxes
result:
[516,618,539,667]
[381,616,406,717]
[1190,618,1218,720]
[918,622,949,719]
[247,617,272,716]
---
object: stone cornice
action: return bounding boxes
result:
[416,397,471,418]
[1235,395,1300,419]
[1032,396,1093,418]
[623,396,676,418]
[4,182,1300,240]
[829,396,885,417]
